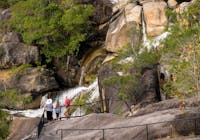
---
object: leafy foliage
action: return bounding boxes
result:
[161,1,200,97]
[0,48,3,57]
[102,34,162,103]
[72,93,97,115]
[0,110,9,140]
[0,89,32,139]
[0,0,22,9]
[9,0,94,62]
[10,64,32,76]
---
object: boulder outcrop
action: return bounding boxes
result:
[98,64,122,113]
[105,4,141,52]
[136,65,161,107]
[0,42,39,68]
[0,67,58,95]
[143,1,168,37]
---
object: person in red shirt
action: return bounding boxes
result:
[64,97,71,119]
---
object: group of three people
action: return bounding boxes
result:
[45,96,70,121]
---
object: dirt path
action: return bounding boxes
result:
[7,116,40,140]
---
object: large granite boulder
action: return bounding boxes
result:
[105,4,142,52]
[136,65,161,107]
[0,67,58,95]
[0,42,39,68]
[143,1,168,36]
[98,63,162,113]
[98,63,122,113]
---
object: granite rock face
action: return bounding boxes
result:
[105,4,141,52]
[0,67,58,95]
[0,42,39,69]
[143,1,168,37]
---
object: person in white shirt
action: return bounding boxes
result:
[45,98,53,122]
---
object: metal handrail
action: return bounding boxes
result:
[59,98,129,118]
[37,111,45,139]
[56,116,200,140]
[37,98,125,138]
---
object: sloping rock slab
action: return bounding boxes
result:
[7,116,40,140]
[39,108,200,140]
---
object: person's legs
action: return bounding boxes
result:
[56,113,59,120]
[47,111,50,122]
[66,107,70,119]
[49,111,53,121]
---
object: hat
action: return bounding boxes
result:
[46,99,52,105]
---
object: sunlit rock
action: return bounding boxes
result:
[168,0,178,9]
[105,4,141,52]
[143,1,168,37]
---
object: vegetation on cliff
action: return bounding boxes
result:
[5,0,94,62]
[161,1,200,97]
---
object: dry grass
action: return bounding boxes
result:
[0,70,11,81]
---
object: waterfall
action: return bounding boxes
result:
[9,78,99,118]
[66,55,70,71]
[58,78,99,117]
[140,8,170,53]
[142,7,149,49]
[59,78,99,105]
[79,66,85,86]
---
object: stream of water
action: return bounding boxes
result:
[10,78,99,118]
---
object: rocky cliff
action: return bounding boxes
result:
[0,0,199,139]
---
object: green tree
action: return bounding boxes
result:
[9,0,94,62]
[0,0,22,9]
[161,1,200,97]
[0,110,9,140]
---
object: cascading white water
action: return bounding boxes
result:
[58,78,99,105]
[9,78,99,118]
[66,55,70,71]
[58,78,99,117]
[142,8,148,50]
[10,108,44,118]
[79,66,85,86]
